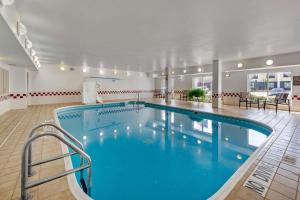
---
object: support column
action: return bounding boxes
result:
[212,60,222,108]
[164,67,172,103]
[212,121,221,162]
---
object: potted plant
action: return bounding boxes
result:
[188,88,206,102]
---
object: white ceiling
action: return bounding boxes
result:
[14,0,300,72]
[0,15,35,69]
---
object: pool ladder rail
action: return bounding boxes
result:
[21,123,92,200]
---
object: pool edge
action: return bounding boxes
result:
[53,107,92,200]
[54,101,274,200]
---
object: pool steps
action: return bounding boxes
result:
[20,123,92,200]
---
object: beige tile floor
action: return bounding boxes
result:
[0,99,299,200]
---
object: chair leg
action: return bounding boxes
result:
[288,100,291,113]
[246,99,248,109]
[276,103,278,113]
[258,99,260,110]
[263,100,266,110]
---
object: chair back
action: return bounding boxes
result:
[278,93,289,103]
[183,90,188,97]
[240,92,250,99]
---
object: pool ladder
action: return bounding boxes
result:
[21,123,92,200]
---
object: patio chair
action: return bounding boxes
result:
[239,92,253,109]
[180,90,188,101]
[263,93,290,113]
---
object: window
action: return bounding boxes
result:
[248,72,291,97]
[192,119,212,134]
[0,68,9,95]
[249,73,268,96]
[161,110,174,123]
[192,76,212,96]
[268,73,276,79]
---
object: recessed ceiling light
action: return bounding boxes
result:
[198,68,202,72]
[25,39,32,49]
[237,63,243,68]
[33,56,38,62]
[17,21,27,36]
[30,49,36,56]
[172,71,174,74]
[82,67,87,73]
[266,59,274,66]
[225,73,230,78]
[60,66,65,71]
[114,69,118,75]
[99,69,104,74]
[183,69,187,73]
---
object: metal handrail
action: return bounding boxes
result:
[27,123,84,177]
[21,133,92,200]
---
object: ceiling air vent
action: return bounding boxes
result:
[0,0,14,6]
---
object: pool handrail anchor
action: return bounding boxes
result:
[27,123,84,177]
[21,125,91,200]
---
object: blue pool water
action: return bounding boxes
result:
[57,102,272,200]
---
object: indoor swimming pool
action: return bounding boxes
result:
[56,102,272,200]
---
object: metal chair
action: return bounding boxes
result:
[239,92,253,109]
[180,90,188,101]
[263,93,290,113]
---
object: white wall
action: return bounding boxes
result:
[9,66,28,109]
[28,65,155,105]
[155,74,213,91]
[0,63,11,115]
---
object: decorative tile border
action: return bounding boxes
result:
[0,94,10,102]
[29,91,81,96]
[212,93,222,98]
[292,95,300,101]
[10,93,27,99]
[222,92,240,97]
[173,90,188,94]
[58,106,146,120]
[97,90,155,94]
